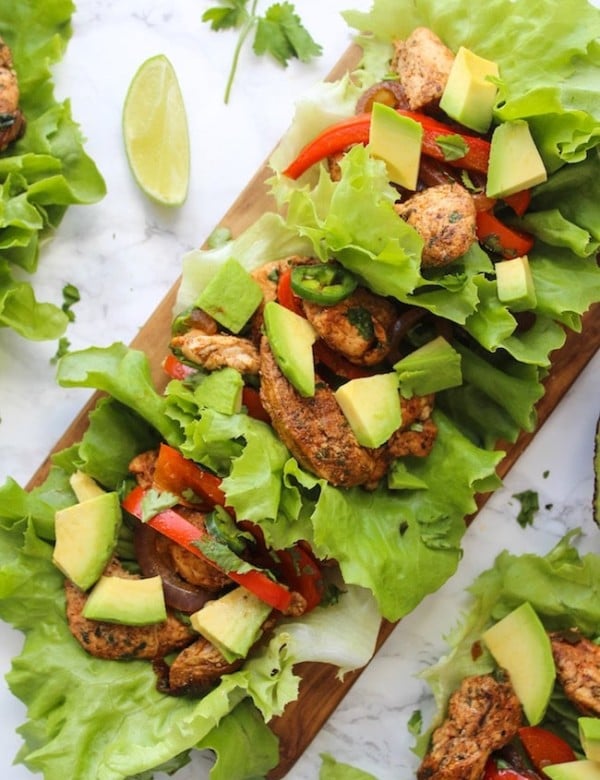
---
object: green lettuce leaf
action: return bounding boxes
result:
[0,0,106,341]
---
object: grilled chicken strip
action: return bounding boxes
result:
[65,560,195,660]
[396,182,477,268]
[167,636,243,693]
[550,630,600,716]
[260,337,377,487]
[302,286,399,366]
[391,27,454,111]
[171,328,260,374]
[259,338,436,487]
[417,674,523,780]
[0,37,25,151]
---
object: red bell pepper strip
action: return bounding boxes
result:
[153,443,228,508]
[239,521,324,612]
[162,353,197,380]
[503,188,532,217]
[482,758,538,780]
[242,386,271,424]
[122,485,294,613]
[283,110,490,180]
[276,267,304,317]
[518,726,576,772]
[476,210,535,259]
[313,340,374,380]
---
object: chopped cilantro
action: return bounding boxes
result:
[202,0,322,103]
[51,336,71,364]
[435,133,469,161]
[512,489,539,527]
[346,306,375,341]
[140,488,179,522]
[61,282,80,322]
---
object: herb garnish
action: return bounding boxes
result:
[202,0,322,103]
[512,489,540,527]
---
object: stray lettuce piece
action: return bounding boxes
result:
[319,753,379,779]
[394,336,462,397]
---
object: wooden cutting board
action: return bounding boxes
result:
[26,42,600,779]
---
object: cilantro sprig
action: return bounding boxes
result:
[202,0,322,103]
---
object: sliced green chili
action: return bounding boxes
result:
[290,262,357,306]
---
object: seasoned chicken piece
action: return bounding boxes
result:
[65,561,195,660]
[167,636,243,693]
[417,674,523,780]
[171,328,260,374]
[391,27,454,111]
[155,522,231,591]
[386,394,437,458]
[129,448,158,490]
[0,37,25,151]
[302,287,399,366]
[550,630,600,716]
[395,182,477,267]
[259,338,437,487]
[259,337,378,487]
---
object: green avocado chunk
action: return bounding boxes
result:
[580,718,600,762]
[263,300,317,397]
[544,760,600,780]
[496,255,537,312]
[191,586,272,662]
[440,46,499,133]
[482,602,555,725]
[334,372,401,448]
[486,120,547,199]
[369,102,422,190]
[195,257,263,334]
[53,491,122,591]
[83,575,167,625]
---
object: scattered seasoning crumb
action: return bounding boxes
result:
[512,489,539,527]
[543,470,550,479]
[545,503,553,511]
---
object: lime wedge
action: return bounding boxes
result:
[123,54,190,206]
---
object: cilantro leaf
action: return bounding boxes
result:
[202,0,249,31]
[512,489,540,527]
[253,3,322,66]
[436,133,469,161]
[140,488,179,523]
[202,0,322,103]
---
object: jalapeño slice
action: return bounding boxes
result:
[290,262,357,306]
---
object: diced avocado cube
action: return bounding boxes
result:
[69,470,106,502]
[440,46,499,133]
[486,120,547,199]
[580,718,600,762]
[544,760,600,780]
[191,586,272,662]
[334,372,401,449]
[263,300,317,397]
[369,102,423,190]
[393,335,462,397]
[482,602,555,725]
[196,257,263,333]
[53,491,122,591]
[83,575,167,625]
[194,367,244,414]
[496,254,537,311]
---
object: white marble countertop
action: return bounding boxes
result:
[0,1,598,778]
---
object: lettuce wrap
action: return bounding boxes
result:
[414,532,600,761]
[0,0,106,341]
[0,1,599,779]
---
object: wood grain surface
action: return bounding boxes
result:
[24,42,600,780]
